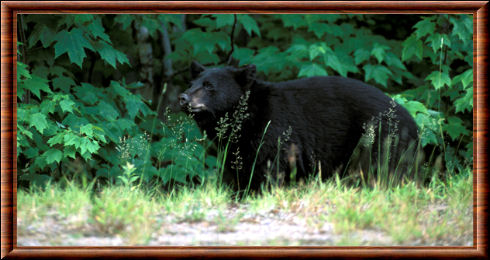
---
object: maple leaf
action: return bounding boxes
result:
[54,28,94,68]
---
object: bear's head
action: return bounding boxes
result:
[179,61,256,117]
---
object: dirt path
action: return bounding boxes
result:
[18,204,470,247]
[148,207,394,246]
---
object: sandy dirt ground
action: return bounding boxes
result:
[17,206,472,247]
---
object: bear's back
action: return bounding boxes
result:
[269,76,416,134]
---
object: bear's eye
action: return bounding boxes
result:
[203,81,214,91]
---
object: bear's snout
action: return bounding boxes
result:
[179,93,191,106]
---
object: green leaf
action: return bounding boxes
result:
[80,124,94,138]
[460,70,473,88]
[74,14,94,26]
[28,25,56,48]
[205,155,218,168]
[425,71,451,90]
[125,94,150,119]
[414,17,435,39]
[49,66,70,77]
[450,16,472,44]
[214,14,234,28]
[238,15,261,37]
[298,63,327,78]
[193,17,215,29]
[29,113,48,134]
[114,14,134,30]
[452,69,473,89]
[19,75,52,99]
[232,47,255,66]
[141,16,160,37]
[52,76,76,92]
[213,32,231,52]
[60,98,75,113]
[384,52,406,70]
[402,35,423,61]
[158,15,184,31]
[324,52,346,77]
[110,81,131,97]
[250,46,284,74]
[286,44,309,60]
[339,23,355,36]
[182,29,216,55]
[371,43,390,63]
[86,139,100,154]
[308,23,329,39]
[40,100,56,115]
[194,51,220,65]
[17,107,27,123]
[17,62,31,81]
[354,49,370,65]
[266,27,288,41]
[307,23,345,39]
[335,51,359,75]
[74,83,98,105]
[62,116,88,133]
[54,28,94,68]
[425,33,451,53]
[44,149,63,164]
[115,118,136,131]
[280,15,306,29]
[95,101,119,121]
[402,100,429,118]
[80,138,100,155]
[64,146,76,159]
[94,41,129,68]
[64,132,82,148]
[444,116,471,140]
[309,43,328,61]
[33,155,47,170]
[454,87,473,113]
[415,113,439,146]
[47,132,65,146]
[86,17,111,42]
[363,64,392,87]
[18,124,33,140]
[24,147,39,159]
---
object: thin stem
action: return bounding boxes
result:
[244,120,271,198]
[226,14,238,65]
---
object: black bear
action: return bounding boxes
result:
[179,61,419,191]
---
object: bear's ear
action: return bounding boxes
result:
[233,64,256,89]
[190,61,205,78]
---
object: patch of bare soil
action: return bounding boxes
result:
[18,206,392,246]
[17,205,471,246]
[149,207,394,246]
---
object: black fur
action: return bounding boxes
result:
[180,62,419,191]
